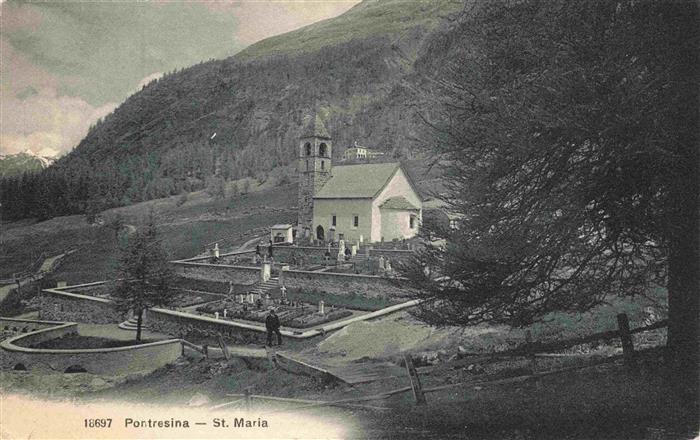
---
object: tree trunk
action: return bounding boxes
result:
[666,198,699,397]
[135,309,143,342]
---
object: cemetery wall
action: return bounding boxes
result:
[39,289,124,324]
[0,317,66,334]
[147,308,266,345]
[178,249,255,264]
[367,248,414,262]
[270,245,414,265]
[0,323,181,375]
[271,245,341,263]
[172,262,259,286]
[173,259,411,299]
[280,270,407,298]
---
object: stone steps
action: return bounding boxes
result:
[250,278,279,295]
[117,317,148,331]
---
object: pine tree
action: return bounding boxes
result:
[112,212,174,341]
[403,0,698,393]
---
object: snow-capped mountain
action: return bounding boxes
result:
[0,150,56,178]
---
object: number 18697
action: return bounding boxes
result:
[84,418,112,428]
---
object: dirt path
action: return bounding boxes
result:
[0,251,74,303]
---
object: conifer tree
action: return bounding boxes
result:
[113,212,174,341]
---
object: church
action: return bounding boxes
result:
[296,115,422,243]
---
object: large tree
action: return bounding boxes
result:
[404,0,697,387]
[113,213,174,341]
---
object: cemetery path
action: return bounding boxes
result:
[238,236,263,251]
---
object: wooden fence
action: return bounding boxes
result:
[209,312,667,412]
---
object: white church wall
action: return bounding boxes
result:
[312,198,372,242]
[371,168,422,241]
[380,209,418,242]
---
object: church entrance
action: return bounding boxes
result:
[316,225,325,241]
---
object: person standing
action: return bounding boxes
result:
[265,309,282,346]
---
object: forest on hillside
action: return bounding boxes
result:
[1,8,455,221]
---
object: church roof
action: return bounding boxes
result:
[300,114,331,140]
[314,162,402,199]
[379,196,420,210]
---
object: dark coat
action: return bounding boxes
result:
[266,313,280,331]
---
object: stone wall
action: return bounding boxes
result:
[0,324,182,375]
[271,245,342,263]
[177,249,255,264]
[172,262,260,286]
[174,257,412,299]
[148,308,266,345]
[281,269,408,298]
[39,289,124,324]
[0,317,66,334]
[367,248,414,263]
[8,323,77,347]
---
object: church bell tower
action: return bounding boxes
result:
[297,113,332,238]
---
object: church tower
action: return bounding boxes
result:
[297,113,332,237]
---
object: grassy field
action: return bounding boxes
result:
[0,183,296,285]
[236,0,462,60]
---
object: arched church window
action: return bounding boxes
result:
[306,160,309,171]
[305,143,312,156]
[319,143,328,157]
[321,160,325,170]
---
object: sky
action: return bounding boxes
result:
[0,0,359,157]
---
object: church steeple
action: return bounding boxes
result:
[297,112,332,237]
[300,113,331,140]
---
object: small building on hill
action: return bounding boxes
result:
[270,224,294,244]
[297,114,422,243]
[342,142,385,162]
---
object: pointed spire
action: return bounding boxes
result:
[300,113,331,140]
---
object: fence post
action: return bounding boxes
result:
[526,330,541,389]
[265,346,277,369]
[403,354,426,405]
[218,334,230,360]
[244,387,252,412]
[617,313,638,374]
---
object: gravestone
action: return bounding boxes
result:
[319,300,325,315]
[261,262,271,282]
[214,243,220,259]
[337,239,346,262]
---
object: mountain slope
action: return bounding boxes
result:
[0,151,56,178]
[1,0,463,220]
